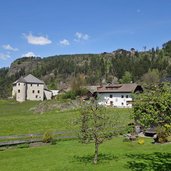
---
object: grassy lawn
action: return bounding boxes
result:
[0,100,171,171]
[0,137,171,171]
[0,100,132,136]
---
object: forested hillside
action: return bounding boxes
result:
[1,40,171,98]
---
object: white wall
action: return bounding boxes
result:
[26,83,44,101]
[97,92,132,108]
[15,83,26,102]
[51,90,59,96]
[44,90,52,100]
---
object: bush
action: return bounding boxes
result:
[59,88,89,100]
[138,138,145,145]
[42,131,53,143]
[156,126,168,143]
[166,136,171,142]
[51,139,57,145]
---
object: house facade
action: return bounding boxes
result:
[97,83,143,108]
[12,74,52,102]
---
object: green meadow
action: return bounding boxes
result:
[0,137,171,171]
[0,100,170,171]
[0,100,131,136]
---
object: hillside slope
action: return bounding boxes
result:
[0,40,171,98]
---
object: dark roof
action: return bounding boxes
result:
[13,74,44,85]
[24,74,44,84]
[97,83,143,93]
[13,77,26,84]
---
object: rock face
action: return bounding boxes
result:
[7,57,42,77]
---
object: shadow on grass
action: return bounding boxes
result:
[126,152,171,171]
[73,153,118,164]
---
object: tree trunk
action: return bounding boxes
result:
[93,141,99,164]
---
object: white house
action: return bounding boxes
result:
[51,90,60,97]
[12,74,52,102]
[97,83,143,108]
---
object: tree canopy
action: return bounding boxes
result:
[133,83,171,129]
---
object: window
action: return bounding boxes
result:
[110,101,113,106]
[38,90,40,93]
[110,94,113,98]
[126,95,129,98]
[32,90,35,93]
[18,83,20,86]
[37,84,39,86]
[121,102,124,106]
[18,89,20,93]
[35,95,38,98]
[121,95,124,98]
[31,84,32,87]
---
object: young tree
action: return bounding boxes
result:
[141,69,160,85]
[78,98,121,164]
[119,71,132,83]
[133,83,171,129]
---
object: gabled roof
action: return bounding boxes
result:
[13,74,45,85]
[97,83,143,93]
[13,76,26,84]
[24,74,44,84]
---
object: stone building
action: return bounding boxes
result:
[12,74,52,102]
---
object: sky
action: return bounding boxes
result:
[0,0,171,68]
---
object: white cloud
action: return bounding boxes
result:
[0,53,10,60]
[74,32,89,42]
[59,39,70,46]
[23,33,52,45]
[2,44,18,51]
[136,9,141,13]
[22,52,37,57]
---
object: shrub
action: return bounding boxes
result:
[166,136,171,142]
[42,131,53,143]
[51,139,57,145]
[59,88,89,100]
[156,126,168,143]
[138,138,145,145]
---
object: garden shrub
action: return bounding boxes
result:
[42,131,53,143]
[138,138,145,145]
[156,126,168,143]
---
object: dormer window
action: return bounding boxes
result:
[110,95,113,98]
[37,84,39,86]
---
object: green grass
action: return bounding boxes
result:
[0,137,171,171]
[0,100,171,171]
[0,100,132,136]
